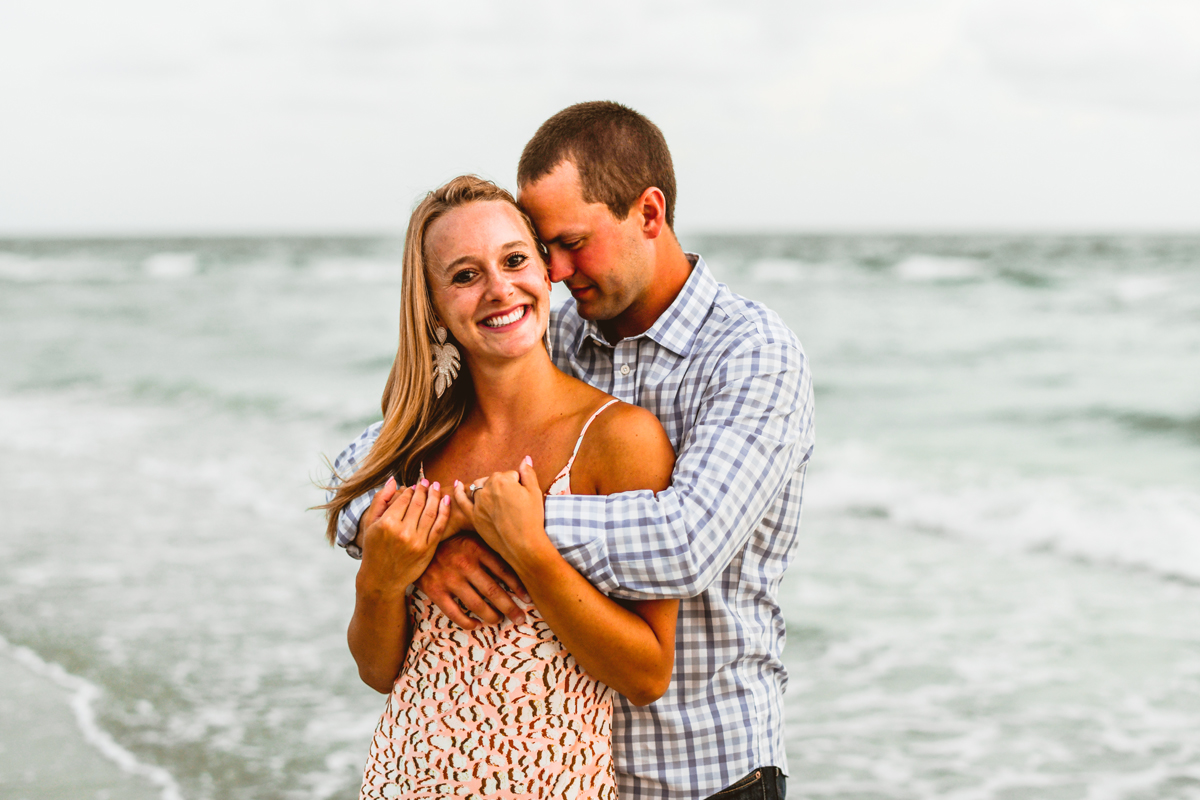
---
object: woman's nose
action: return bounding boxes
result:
[482,269,516,300]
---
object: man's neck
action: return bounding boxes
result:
[600,239,694,343]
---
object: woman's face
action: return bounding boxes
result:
[424,200,551,366]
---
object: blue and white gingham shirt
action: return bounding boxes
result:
[331,255,815,799]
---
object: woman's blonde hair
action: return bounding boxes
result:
[321,175,542,544]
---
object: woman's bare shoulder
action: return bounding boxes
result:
[576,400,675,495]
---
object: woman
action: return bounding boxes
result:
[323,176,677,799]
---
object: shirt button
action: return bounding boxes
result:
[619,364,631,376]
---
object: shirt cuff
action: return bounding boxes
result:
[543,495,619,594]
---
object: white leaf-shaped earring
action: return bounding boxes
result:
[430,326,460,398]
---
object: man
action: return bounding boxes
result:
[333,101,814,799]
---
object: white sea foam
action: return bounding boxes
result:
[307,257,398,284]
[750,258,808,283]
[810,444,1200,583]
[143,252,198,279]
[0,252,40,281]
[0,252,127,282]
[893,255,987,281]
[0,634,184,800]
[1112,275,1173,303]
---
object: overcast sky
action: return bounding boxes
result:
[2,0,1198,235]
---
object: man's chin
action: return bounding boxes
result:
[573,301,615,322]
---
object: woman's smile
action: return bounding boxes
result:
[480,304,529,330]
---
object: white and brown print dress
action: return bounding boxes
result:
[359,401,621,799]
[358,591,616,799]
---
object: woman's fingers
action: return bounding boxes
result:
[478,470,519,500]
[379,480,429,530]
[431,494,451,541]
[416,482,446,539]
[517,457,539,495]
[362,476,399,529]
[452,479,473,510]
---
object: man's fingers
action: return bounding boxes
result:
[477,549,531,606]
[453,583,505,626]
[473,576,526,625]
[420,583,479,630]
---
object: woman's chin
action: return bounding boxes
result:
[467,332,549,365]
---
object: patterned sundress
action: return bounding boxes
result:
[359,400,621,799]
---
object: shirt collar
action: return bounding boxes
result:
[571,253,717,358]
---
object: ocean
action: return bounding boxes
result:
[1,234,1198,799]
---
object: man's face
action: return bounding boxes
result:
[518,160,652,328]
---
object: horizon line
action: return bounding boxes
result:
[3,226,1200,242]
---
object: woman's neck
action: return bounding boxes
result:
[463,349,567,434]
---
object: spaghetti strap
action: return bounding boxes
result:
[424,399,620,498]
[562,398,620,474]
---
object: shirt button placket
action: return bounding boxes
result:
[613,342,636,402]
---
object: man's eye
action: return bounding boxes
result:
[563,240,584,251]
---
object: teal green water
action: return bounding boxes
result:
[1,235,1198,798]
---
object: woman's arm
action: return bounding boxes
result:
[463,406,679,706]
[348,479,450,693]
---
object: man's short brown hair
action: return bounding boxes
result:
[518,101,677,228]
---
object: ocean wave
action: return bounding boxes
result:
[0,634,184,800]
[749,258,809,284]
[142,253,198,280]
[0,252,130,283]
[808,445,1200,584]
[1112,410,1200,446]
[305,257,400,284]
[893,255,988,282]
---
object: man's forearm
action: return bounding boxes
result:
[543,339,815,598]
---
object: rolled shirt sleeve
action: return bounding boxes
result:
[543,336,814,599]
[327,421,383,560]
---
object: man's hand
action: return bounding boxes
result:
[415,533,530,629]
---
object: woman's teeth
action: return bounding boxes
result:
[482,306,527,328]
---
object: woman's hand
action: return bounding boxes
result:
[359,478,451,592]
[454,457,550,570]
[442,480,477,540]
[349,478,450,693]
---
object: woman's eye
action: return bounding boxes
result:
[505,253,528,269]
[451,270,476,285]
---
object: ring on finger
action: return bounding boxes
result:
[468,483,480,502]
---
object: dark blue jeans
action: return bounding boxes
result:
[704,767,787,800]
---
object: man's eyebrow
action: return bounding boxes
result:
[542,231,582,246]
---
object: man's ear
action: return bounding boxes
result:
[634,187,668,239]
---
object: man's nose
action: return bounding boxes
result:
[546,250,574,283]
